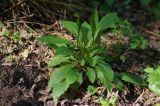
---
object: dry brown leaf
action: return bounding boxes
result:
[20,49,29,59]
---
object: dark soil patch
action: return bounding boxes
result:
[0,35,50,106]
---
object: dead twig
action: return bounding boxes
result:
[134,89,145,104]
[5,20,47,27]
[143,28,160,38]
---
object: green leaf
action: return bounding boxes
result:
[91,9,99,27]
[91,57,98,67]
[62,21,79,37]
[97,13,119,33]
[66,68,80,84]
[130,33,148,49]
[157,66,160,73]
[77,72,83,85]
[86,67,96,83]
[49,64,79,100]
[113,76,124,91]
[98,63,114,81]
[2,31,10,37]
[149,83,160,96]
[81,22,90,35]
[89,9,99,42]
[120,72,147,86]
[38,35,71,47]
[80,22,92,44]
[120,55,126,63]
[96,63,114,91]
[48,55,70,67]
[45,43,58,48]
[96,66,112,91]
[80,59,85,66]
[141,38,148,49]
[144,66,160,95]
[90,9,99,33]
[11,32,20,41]
[144,67,154,74]
[72,72,83,88]
[51,80,69,100]
[144,66,160,85]
[87,85,98,95]
[130,42,139,49]
[88,56,100,67]
[48,64,73,88]
[56,46,73,56]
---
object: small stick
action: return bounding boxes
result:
[134,89,145,104]
[5,20,47,26]
[143,28,160,38]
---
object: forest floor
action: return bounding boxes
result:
[0,2,160,106]
[0,20,160,106]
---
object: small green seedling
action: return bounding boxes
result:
[144,66,160,95]
[7,54,16,62]
[99,96,117,106]
[130,32,148,49]
[2,30,20,42]
[87,85,98,95]
[11,32,20,42]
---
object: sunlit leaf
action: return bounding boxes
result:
[56,46,73,56]
[66,68,80,84]
[48,55,70,67]
[51,80,69,100]
[97,13,119,33]
[38,35,71,47]
[48,64,73,87]
[62,21,79,37]
[49,64,79,100]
